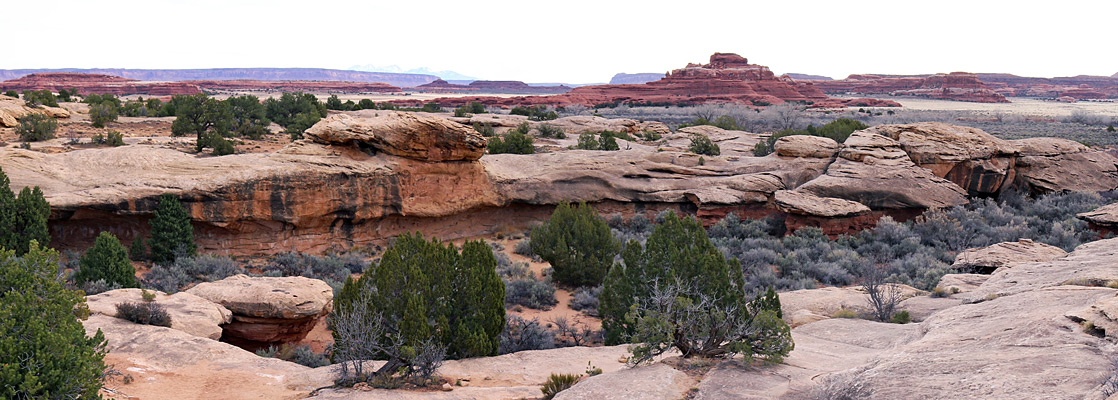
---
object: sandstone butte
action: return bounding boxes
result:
[2,109,1115,257]
[399,53,902,109]
[0,73,204,96]
[414,79,572,94]
[82,237,1118,399]
[813,72,1011,103]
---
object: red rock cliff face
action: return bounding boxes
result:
[414,79,571,94]
[816,72,1009,103]
[0,73,203,96]
[188,80,400,93]
[405,53,900,108]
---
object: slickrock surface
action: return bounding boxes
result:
[952,239,1069,273]
[186,275,333,345]
[86,289,232,340]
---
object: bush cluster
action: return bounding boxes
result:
[498,315,556,354]
[488,124,535,154]
[531,202,620,287]
[505,277,558,310]
[256,343,330,367]
[688,134,720,156]
[115,301,172,327]
[21,90,59,107]
[16,113,57,142]
[141,254,244,293]
[264,92,326,139]
[510,105,558,121]
[753,118,867,156]
[0,168,51,256]
[74,232,138,289]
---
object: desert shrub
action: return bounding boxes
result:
[531,202,621,287]
[74,232,138,288]
[680,114,742,131]
[688,134,720,156]
[0,242,107,400]
[601,211,793,364]
[505,277,558,310]
[513,238,534,257]
[21,89,58,107]
[256,343,331,368]
[536,123,566,139]
[3,90,17,98]
[226,95,270,139]
[575,132,599,150]
[541,373,581,399]
[498,315,556,354]
[569,286,601,315]
[89,102,119,128]
[332,234,505,385]
[472,122,495,137]
[140,264,191,293]
[16,113,57,142]
[890,310,911,324]
[264,251,350,285]
[141,254,243,293]
[0,171,51,255]
[210,136,235,155]
[497,261,532,281]
[103,129,125,146]
[83,93,122,109]
[80,279,123,296]
[639,130,663,141]
[420,102,442,113]
[510,105,557,121]
[598,133,619,150]
[488,129,535,154]
[264,92,326,139]
[453,104,472,117]
[115,301,172,327]
[149,194,195,264]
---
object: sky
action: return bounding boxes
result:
[5,0,1117,83]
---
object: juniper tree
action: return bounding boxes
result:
[149,194,195,264]
[75,232,138,288]
[0,168,51,255]
[530,202,620,287]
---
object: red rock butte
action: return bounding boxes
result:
[414,79,571,94]
[403,53,900,108]
[815,72,1011,103]
[0,73,204,96]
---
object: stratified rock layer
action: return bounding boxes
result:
[186,275,333,346]
[815,72,1009,103]
[0,95,71,127]
[951,239,1069,274]
[85,288,233,340]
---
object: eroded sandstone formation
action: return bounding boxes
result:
[404,53,901,109]
[951,239,1069,274]
[0,95,71,127]
[85,288,233,340]
[414,79,571,94]
[0,73,203,96]
[3,112,1115,256]
[188,79,400,93]
[815,72,1009,103]
[186,275,333,348]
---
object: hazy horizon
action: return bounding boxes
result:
[5,0,1116,83]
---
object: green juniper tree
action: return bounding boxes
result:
[74,232,138,288]
[530,202,620,287]
[0,168,51,255]
[148,194,195,264]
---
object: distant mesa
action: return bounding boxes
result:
[188,80,400,94]
[976,73,1118,100]
[785,73,833,81]
[407,53,899,108]
[609,73,664,85]
[815,72,1010,103]
[0,68,439,88]
[414,79,571,94]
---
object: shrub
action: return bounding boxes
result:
[890,310,911,324]
[497,261,532,281]
[264,251,351,285]
[576,132,599,150]
[115,301,172,327]
[149,194,195,264]
[421,102,442,113]
[21,90,59,107]
[499,315,556,354]
[264,92,326,138]
[569,286,601,315]
[537,123,565,139]
[598,134,619,150]
[3,90,16,98]
[226,95,270,139]
[929,287,948,298]
[0,172,51,255]
[75,232,138,288]
[832,308,858,319]
[256,343,330,367]
[16,113,57,141]
[601,211,793,365]
[513,239,534,257]
[80,279,123,296]
[472,122,495,137]
[505,277,558,310]
[211,136,235,156]
[0,242,107,400]
[89,102,118,128]
[688,134,720,156]
[541,373,581,399]
[332,234,505,385]
[488,129,535,154]
[510,105,557,121]
[104,129,125,146]
[531,202,621,287]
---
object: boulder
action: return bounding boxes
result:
[85,288,232,340]
[186,275,333,345]
[1078,202,1118,234]
[304,111,486,161]
[965,237,1118,300]
[952,239,1069,274]
[554,363,696,400]
[1013,138,1118,194]
[774,135,840,158]
[796,131,969,210]
[546,115,670,135]
[0,95,70,127]
[773,190,870,217]
[864,122,1019,196]
[935,273,989,293]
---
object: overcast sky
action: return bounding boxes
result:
[5,0,1116,83]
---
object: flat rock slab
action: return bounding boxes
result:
[1080,202,1118,227]
[936,273,989,293]
[86,288,232,340]
[305,111,486,162]
[952,239,1068,273]
[186,274,333,319]
[554,363,696,400]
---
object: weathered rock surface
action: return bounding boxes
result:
[1013,138,1118,194]
[86,288,232,340]
[1079,202,1118,235]
[935,273,989,293]
[778,285,922,327]
[84,314,331,400]
[774,135,840,158]
[554,364,696,400]
[773,190,870,218]
[546,115,671,135]
[865,122,1019,196]
[305,111,486,161]
[0,95,71,127]
[952,239,1069,274]
[186,275,333,345]
[965,237,1118,300]
[796,131,970,210]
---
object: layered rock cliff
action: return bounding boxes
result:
[0,73,204,96]
[815,72,1009,103]
[2,113,1114,256]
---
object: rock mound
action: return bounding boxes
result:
[305,111,486,161]
[554,363,695,400]
[86,288,232,340]
[186,275,333,346]
[1078,202,1118,235]
[774,135,840,158]
[952,239,1069,274]
[0,95,70,127]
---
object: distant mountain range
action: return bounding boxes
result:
[609,73,664,85]
[349,65,478,81]
[0,68,440,88]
